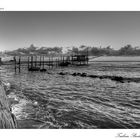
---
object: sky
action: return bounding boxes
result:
[1,11,140,51]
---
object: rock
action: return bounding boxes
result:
[88,75,98,78]
[111,76,124,83]
[72,73,77,76]
[40,69,47,72]
[76,73,81,76]
[80,73,87,77]
[2,82,11,92]
[99,76,104,79]
[8,98,19,105]
[0,82,17,128]
[58,72,65,75]
[33,101,38,106]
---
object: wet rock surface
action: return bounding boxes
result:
[0,82,17,128]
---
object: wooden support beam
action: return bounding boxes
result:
[49,56,50,69]
[13,56,16,72]
[40,55,41,68]
[52,56,53,68]
[28,56,30,70]
[31,56,33,69]
[35,55,37,68]
[18,56,21,73]
[43,55,44,69]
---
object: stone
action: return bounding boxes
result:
[0,82,17,128]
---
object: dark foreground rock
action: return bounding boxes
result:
[0,82,17,128]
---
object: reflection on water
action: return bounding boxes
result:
[1,62,140,128]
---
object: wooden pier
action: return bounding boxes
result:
[13,54,89,72]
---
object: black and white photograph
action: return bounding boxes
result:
[1,2,140,139]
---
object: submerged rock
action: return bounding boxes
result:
[57,71,140,83]
[76,73,81,76]
[72,73,77,76]
[40,69,47,72]
[88,75,98,78]
[80,73,87,77]
[111,76,124,83]
[58,72,65,75]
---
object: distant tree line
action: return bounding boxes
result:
[5,44,63,56]
[68,44,140,56]
[4,44,140,56]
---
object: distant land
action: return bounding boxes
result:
[1,44,140,57]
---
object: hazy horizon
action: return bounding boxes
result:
[1,11,140,51]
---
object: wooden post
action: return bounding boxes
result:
[35,55,37,68]
[49,56,50,69]
[19,56,21,73]
[14,56,16,72]
[72,55,73,65]
[55,58,57,67]
[58,58,59,66]
[87,47,88,65]
[80,56,81,65]
[52,56,53,68]
[43,55,44,69]
[28,56,30,70]
[61,55,62,64]
[39,55,41,69]
[31,56,33,69]
[33,56,35,68]
[0,58,2,65]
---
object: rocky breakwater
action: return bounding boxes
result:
[0,81,17,128]
[58,72,140,83]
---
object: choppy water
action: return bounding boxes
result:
[1,62,140,128]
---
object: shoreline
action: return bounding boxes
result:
[89,56,140,62]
